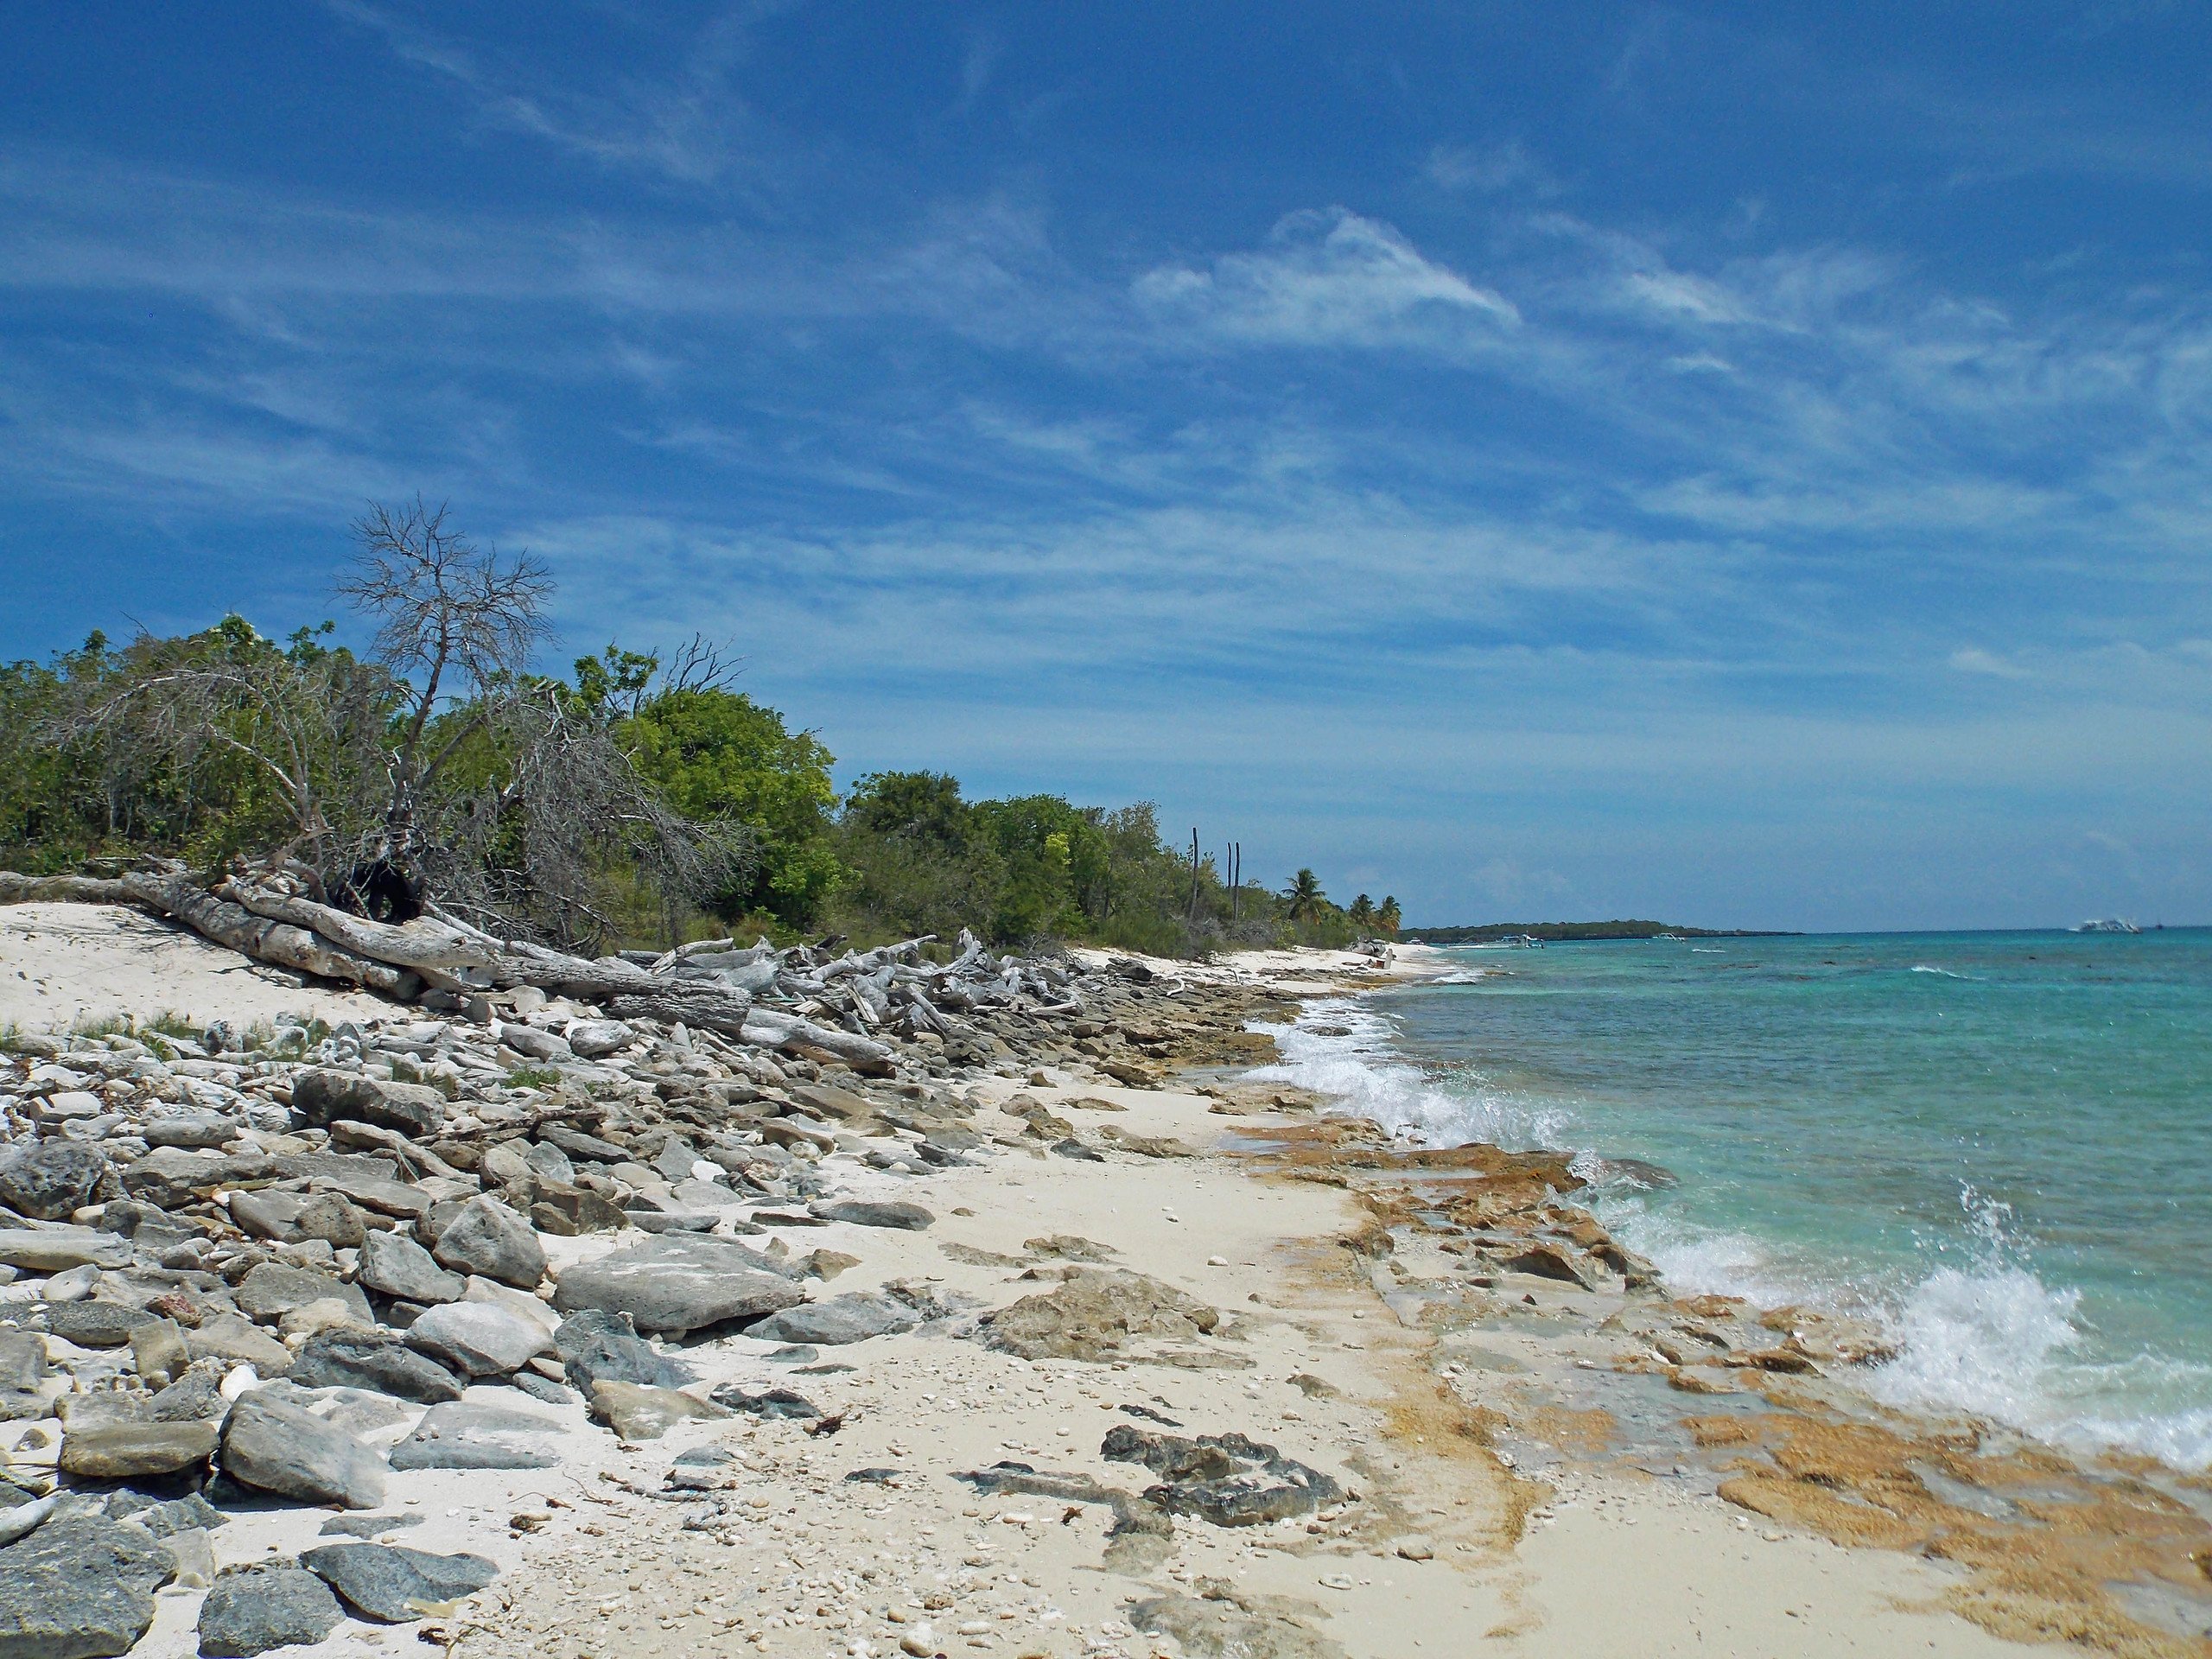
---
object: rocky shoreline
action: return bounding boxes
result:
[0,912,1371,1657]
[2,912,2206,1659]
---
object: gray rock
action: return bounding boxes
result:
[497,1023,571,1063]
[670,1179,747,1211]
[403,1301,550,1377]
[429,1197,544,1289]
[289,1194,367,1249]
[706,1382,822,1420]
[120,1147,270,1210]
[588,1380,728,1440]
[0,1494,58,1549]
[527,1181,628,1235]
[552,1309,691,1394]
[149,1361,235,1422]
[808,1198,934,1230]
[234,1263,372,1329]
[58,1421,219,1479]
[520,1140,575,1183]
[385,1402,562,1471]
[537,1124,627,1165]
[113,1491,226,1540]
[288,1330,463,1404]
[1100,1427,1342,1526]
[42,1301,156,1349]
[184,1316,293,1377]
[0,1228,132,1273]
[620,1209,718,1236]
[299,1541,498,1622]
[289,1070,445,1138]
[219,1391,385,1510]
[512,1371,572,1405]
[355,1230,463,1305]
[142,1115,238,1150]
[550,1233,802,1338]
[652,1137,699,1184]
[0,1332,48,1395]
[315,1171,428,1220]
[477,1142,534,1187]
[195,1563,341,1657]
[257,1382,410,1440]
[564,1020,635,1060]
[35,1091,105,1125]
[0,1141,109,1222]
[226,1190,310,1243]
[0,1513,174,1659]
[747,1291,918,1346]
[315,1512,422,1540]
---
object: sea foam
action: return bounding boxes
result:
[1242,998,1566,1149]
[1242,995,2212,1471]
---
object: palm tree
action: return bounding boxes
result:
[1284,868,1325,922]
[1348,893,1376,931]
[1377,895,1402,937]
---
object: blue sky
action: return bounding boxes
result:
[3,3,2209,931]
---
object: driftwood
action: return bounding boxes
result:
[2,870,1084,1074]
[0,871,420,997]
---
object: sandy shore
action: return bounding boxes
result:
[421,1065,2049,1659]
[1,902,399,1033]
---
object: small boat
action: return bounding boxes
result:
[2074,918,2140,934]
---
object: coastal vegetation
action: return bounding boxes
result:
[1,504,1385,959]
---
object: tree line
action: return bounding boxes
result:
[0,503,1399,958]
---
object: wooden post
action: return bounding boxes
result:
[1188,828,1201,925]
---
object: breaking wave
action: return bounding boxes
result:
[1241,996,2212,1471]
[1241,998,1567,1150]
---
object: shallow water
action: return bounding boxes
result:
[1244,930,2212,1469]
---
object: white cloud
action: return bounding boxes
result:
[1949,646,2032,679]
[1622,269,1755,325]
[320,0,762,187]
[1424,141,1557,195]
[1133,208,1519,348]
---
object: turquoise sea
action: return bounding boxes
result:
[1246,930,2212,1469]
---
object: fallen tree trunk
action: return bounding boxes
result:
[2,869,422,998]
[217,880,503,978]
[601,992,894,1072]
[127,874,422,999]
[3,870,1060,1067]
[219,880,670,1000]
[0,873,138,905]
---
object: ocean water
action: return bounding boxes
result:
[1244,930,2212,1470]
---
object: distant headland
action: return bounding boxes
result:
[1403,918,1797,943]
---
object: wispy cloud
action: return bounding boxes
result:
[321,0,766,187]
[1425,140,1559,196]
[1133,208,1520,348]
[1949,646,2033,680]
[5,7,2212,925]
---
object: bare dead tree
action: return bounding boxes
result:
[339,499,552,887]
[54,500,753,950]
[658,633,745,696]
